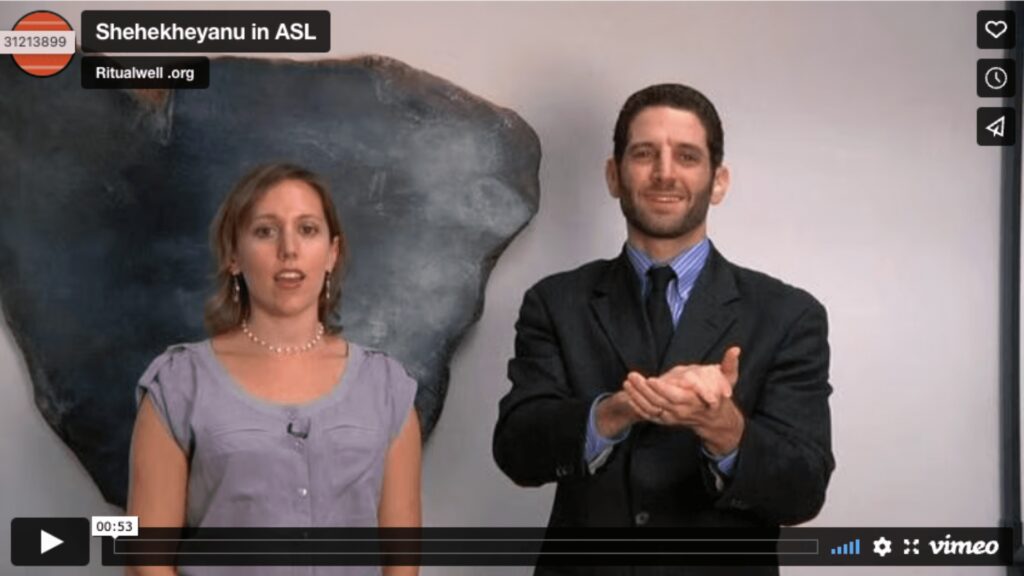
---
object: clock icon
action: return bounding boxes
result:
[986,66,1009,90]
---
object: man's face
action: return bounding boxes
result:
[607,106,728,244]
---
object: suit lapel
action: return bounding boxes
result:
[662,245,741,371]
[590,251,659,377]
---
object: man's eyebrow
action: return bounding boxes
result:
[626,142,656,150]
[673,143,704,154]
[626,141,704,153]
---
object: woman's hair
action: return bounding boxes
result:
[204,163,347,336]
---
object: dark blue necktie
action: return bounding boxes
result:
[646,266,676,361]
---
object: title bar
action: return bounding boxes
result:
[80,11,330,53]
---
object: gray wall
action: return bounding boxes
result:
[0,2,1006,575]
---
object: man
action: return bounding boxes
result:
[493,84,834,575]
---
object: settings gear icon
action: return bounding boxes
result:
[873,537,892,557]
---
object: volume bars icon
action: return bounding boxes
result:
[830,538,861,555]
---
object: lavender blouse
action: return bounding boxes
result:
[136,340,417,576]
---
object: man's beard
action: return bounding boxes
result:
[617,176,713,240]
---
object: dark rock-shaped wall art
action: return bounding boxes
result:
[0,54,540,506]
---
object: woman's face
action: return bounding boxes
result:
[231,178,340,321]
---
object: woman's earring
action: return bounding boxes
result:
[233,275,241,303]
[324,272,331,301]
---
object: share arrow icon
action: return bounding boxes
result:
[986,115,1006,138]
[978,107,1015,146]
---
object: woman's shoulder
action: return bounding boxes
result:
[149,338,211,362]
[344,342,418,439]
[138,339,212,388]
[135,340,216,454]
[347,341,417,406]
[347,341,414,382]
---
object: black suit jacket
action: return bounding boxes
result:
[493,244,834,575]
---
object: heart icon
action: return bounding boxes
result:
[986,20,1008,39]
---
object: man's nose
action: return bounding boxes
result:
[653,152,674,183]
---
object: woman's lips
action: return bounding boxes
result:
[274,270,306,288]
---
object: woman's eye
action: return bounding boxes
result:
[253,226,276,239]
[300,224,319,236]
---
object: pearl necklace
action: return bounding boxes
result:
[241,320,325,355]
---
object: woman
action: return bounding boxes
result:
[127,163,421,576]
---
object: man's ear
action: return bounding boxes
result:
[710,164,731,205]
[605,157,621,199]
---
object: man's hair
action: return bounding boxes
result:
[612,83,724,170]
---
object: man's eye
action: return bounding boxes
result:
[631,149,654,160]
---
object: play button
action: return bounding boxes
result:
[10,517,88,565]
[40,529,63,554]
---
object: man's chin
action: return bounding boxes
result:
[631,222,699,241]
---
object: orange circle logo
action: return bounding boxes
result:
[12,10,73,78]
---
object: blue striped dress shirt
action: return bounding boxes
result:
[624,238,711,328]
[584,238,738,479]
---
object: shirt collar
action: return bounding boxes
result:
[625,237,711,298]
